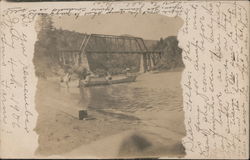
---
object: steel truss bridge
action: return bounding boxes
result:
[59,34,162,72]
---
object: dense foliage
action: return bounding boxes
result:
[152,37,184,71]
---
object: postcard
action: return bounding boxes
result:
[0,0,249,159]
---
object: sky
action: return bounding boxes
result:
[52,14,183,40]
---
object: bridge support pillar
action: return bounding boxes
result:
[79,51,90,71]
[139,53,148,73]
[149,55,155,70]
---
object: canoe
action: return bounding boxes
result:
[60,75,137,88]
[84,75,137,87]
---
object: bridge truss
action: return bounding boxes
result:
[59,34,162,72]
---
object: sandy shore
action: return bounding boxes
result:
[34,71,185,158]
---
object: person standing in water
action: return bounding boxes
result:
[60,70,72,89]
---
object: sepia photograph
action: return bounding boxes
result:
[33,13,185,158]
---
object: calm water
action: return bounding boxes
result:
[64,71,183,121]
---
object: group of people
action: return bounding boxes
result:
[60,67,91,87]
[61,67,132,91]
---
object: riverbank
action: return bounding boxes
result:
[34,70,185,158]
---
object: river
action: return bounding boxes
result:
[35,70,185,157]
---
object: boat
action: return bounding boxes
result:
[84,75,137,87]
[60,75,137,88]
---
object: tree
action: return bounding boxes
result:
[37,15,58,59]
[34,15,59,77]
[153,36,184,70]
